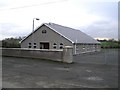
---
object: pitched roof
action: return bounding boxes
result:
[44,23,100,44]
[21,23,100,44]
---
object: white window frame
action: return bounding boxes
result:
[28,43,32,48]
[59,43,63,49]
[53,43,57,49]
[33,43,37,48]
[82,44,85,50]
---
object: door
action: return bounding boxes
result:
[40,42,49,49]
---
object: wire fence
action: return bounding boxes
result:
[73,49,118,65]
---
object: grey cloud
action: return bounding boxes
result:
[77,1,118,40]
[0,23,29,38]
[83,2,118,20]
[80,20,118,40]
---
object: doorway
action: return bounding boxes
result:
[40,42,49,49]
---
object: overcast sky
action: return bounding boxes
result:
[0,0,119,40]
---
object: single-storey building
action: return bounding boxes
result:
[20,23,101,54]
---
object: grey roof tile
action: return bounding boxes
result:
[44,23,100,44]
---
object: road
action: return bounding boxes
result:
[2,49,118,88]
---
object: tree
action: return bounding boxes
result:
[2,37,23,48]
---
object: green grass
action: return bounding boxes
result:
[101,41,120,48]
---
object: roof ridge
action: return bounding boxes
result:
[47,22,80,31]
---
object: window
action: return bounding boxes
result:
[59,43,63,49]
[76,46,79,51]
[87,47,89,50]
[86,44,89,51]
[54,43,57,45]
[83,44,85,49]
[53,43,57,49]
[34,46,36,48]
[95,45,97,49]
[97,44,99,48]
[33,43,37,48]
[60,46,63,49]
[93,44,95,48]
[42,30,47,33]
[40,46,42,49]
[60,43,63,45]
[28,43,31,48]
[53,46,56,49]
[29,46,31,48]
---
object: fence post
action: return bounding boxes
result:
[63,46,73,63]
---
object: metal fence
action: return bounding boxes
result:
[73,49,118,65]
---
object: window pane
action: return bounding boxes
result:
[53,46,56,49]
[53,43,57,45]
[42,30,47,33]
[60,46,63,49]
[60,43,63,45]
